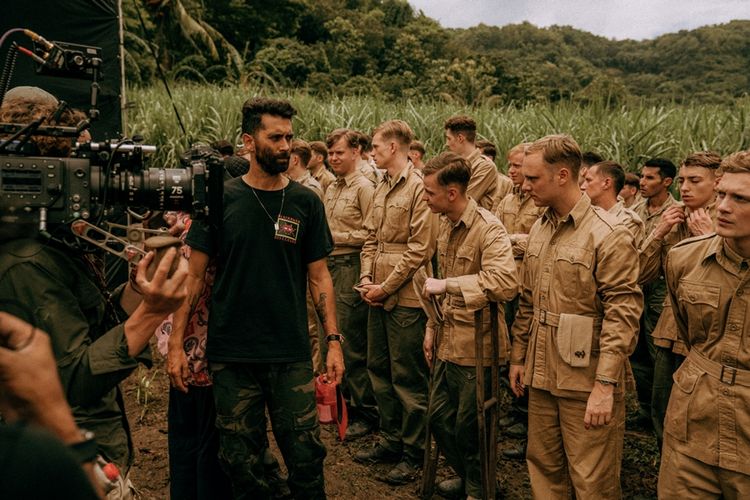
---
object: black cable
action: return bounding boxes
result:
[0,42,19,106]
[132,0,188,137]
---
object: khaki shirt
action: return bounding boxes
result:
[494,186,544,258]
[490,172,514,211]
[358,158,382,186]
[632,193,678,239]
[324,170,374,255]
[360,164,438,309]
[664,234,750,474]
[510,194,643,400]
[430,198,518,366]
[639,203,716,354]
[310,164,336,194]
[609,201,645,249]
[466,148,498,210]
[293,172,325,201]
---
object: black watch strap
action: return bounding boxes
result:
[325,333,344,344]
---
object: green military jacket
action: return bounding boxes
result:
[0,238,151,467]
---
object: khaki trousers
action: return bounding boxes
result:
[527,387,624,500]
[658,438,750,499]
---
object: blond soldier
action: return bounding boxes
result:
[658,152,750,498]
[324,128,377,439]
[444,115,498,210]
[495,142,544,258]
[630,157,678,431]
[308,141,336,193]
[581,161,646,248]
[638,151,720,445]
[420,152,518,500]
[355,120,437,485]
[509,134,642,499]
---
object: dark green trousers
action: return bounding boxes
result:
[328,253,377,423]
[211,362,326,500]
[631,279,665,418]
[652,346,685,448]
[367,305,429,461]
[429,360,492,498]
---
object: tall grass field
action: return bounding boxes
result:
[127,84,750,169]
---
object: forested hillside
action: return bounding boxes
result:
[124,0,750,105]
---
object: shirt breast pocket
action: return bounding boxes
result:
[555,245,593,294]
[677,280,720,342]
[386,196,410,229]
[455,245,476,275]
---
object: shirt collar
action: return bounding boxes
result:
[541,193,590,229]
[707,236,749,276]
[385,163,410,189]
[337,169,360,187]
[452,198,479,230]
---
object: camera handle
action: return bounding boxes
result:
[70,219,168,265]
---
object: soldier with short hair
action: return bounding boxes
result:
[444,115,498,210]
[509,134,642,498]
[355,119,437,485]
[409,140,426,170]
[421,151,518,499]
[658,151,750,497]
[308,141,336,194]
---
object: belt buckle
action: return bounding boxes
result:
[720,365,737,385]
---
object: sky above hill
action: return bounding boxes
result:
[408,0,750,40]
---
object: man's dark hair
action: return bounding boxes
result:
[582,151,604,168]
[643,157,676,180]
[476,139,497,161]
[356,131,372,152]
[444,115,477,143]
[409,140,426,155]
[423,151,472,192]
[225,155,250,178]
[624,172,640,189]
[211,139,235,156]
[594,160,626,194]
[681,151,722,171]
[241,97,296,136]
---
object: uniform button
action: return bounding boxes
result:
[723,388,730,396]
[738,290,744,296]
[688,294,696,301]
[550,239,557,245]
[730,324,739,331]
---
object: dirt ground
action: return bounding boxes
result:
[124,345,659,499]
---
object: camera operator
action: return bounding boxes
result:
[0,87,189,499]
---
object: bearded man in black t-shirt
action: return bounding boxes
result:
[179,97,345,499]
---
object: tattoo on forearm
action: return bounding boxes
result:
[315,292,329,329]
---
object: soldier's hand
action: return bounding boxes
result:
[509,364,525,398]
[134,248,189,316]
[423,278,446,297]
[686,208,713,236]
[325,342,345,384]
[167,345,190,394]
[584,381,614,429]
[357,278,373,302]
[423,326,435,368]
[362,284,387,306]
[653,205,685,239]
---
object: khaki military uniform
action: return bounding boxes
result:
[631,193,678,427]
[309,164,336,194]
[490,171,514,212]
[324,169,376,423]
[609,201,645,249]
[360,163,437,460]
[427,198,518,498]
[511,194,642,499]
[639,201,716,443]
[659,234,750,498]
[495,186,545,258]
[466,148,498,211]
[358,158,382,186]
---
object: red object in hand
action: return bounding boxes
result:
[102,462,120,482]
[315,374,348,440]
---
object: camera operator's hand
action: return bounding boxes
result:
[0,313,81,444]
[123,248,189,358]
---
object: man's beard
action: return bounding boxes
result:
[256,144,289,174]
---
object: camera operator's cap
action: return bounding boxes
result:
[3,86,59,106]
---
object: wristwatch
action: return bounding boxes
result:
[325,333,345,344]
[596,379,618,387]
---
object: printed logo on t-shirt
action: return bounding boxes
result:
[275,215,300,243]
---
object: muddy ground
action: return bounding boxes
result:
[124,345,659,499]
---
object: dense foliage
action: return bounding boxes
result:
[124,1,750,106]
[127,84,750,170]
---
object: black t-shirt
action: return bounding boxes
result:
[186,177,333,363]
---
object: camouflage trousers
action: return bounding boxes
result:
[211,361,327,500]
